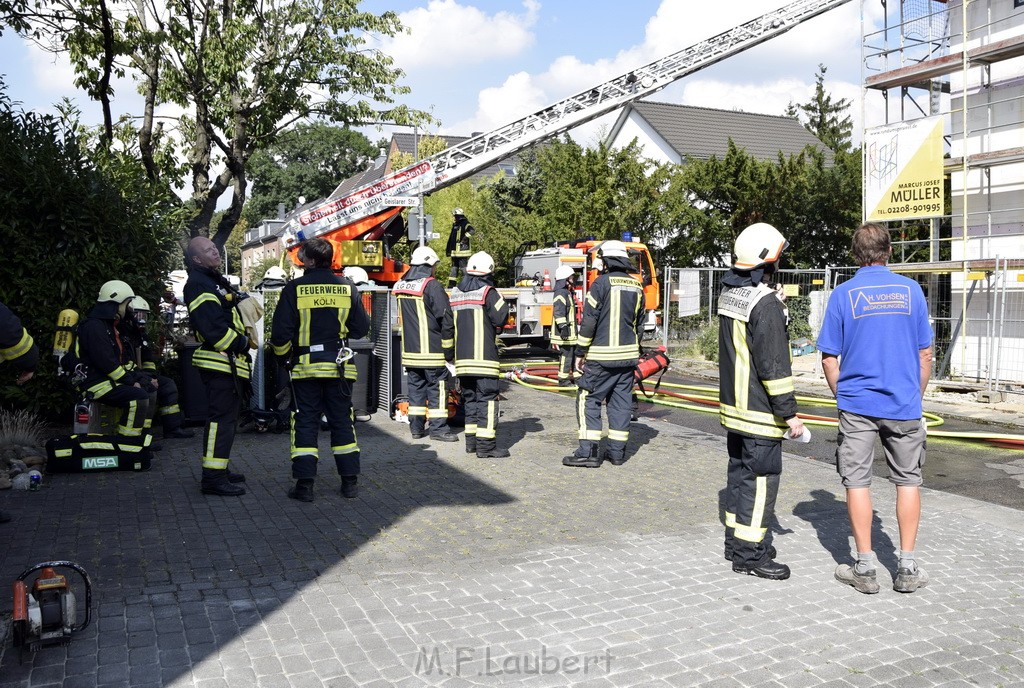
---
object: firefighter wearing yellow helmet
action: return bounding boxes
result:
[393,245,458,442]
[442,251,511,457]
[563,240,643,469]
[75,280,155,445]
[717,222,804,581]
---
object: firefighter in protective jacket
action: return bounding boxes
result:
[551,265,579,387]
[184,236,252,497]
[0,300,39,385]
[563,240,643,468]
[717,222,805,581]
[442,251,510,458]
[76,280,155,443]
[0,300,38,524]
[445,208,475,287]
[272,238,370,502]
[394,246,458,442]
[120,296,194,439]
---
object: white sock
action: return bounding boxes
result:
[855,551,876,574]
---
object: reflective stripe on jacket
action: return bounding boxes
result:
[184,267,252,379]
[395,268,452,368]
[577,272,643,366]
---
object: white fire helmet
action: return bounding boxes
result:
[264,265,286,281]
[598,240,628,259]
[410,246,440,266]
[555,265,575,281]
[129,296,150,313]
[343,266,370,285]
[732,222,788,270]
[465,251,495,275]
[452,207,465,217]
[97,280,135,304]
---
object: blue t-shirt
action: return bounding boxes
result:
[816,265,933,420]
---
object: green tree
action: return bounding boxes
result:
[787,64,854,154]
[243,124,380,226]
[17,0,429,248]
[0,82,182,418]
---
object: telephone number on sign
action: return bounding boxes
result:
[880,203,941,215]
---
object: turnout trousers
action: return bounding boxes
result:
[93,384,150,439]
[575,362,633,461]
[406,366,449,436]
[154,374,184,432]
[460,375,500,453]
[199,371,241,471]
[725,431,782,568]
[290,377,359,480]
[557,344,577,383]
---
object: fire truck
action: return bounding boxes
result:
[279,0,853,280]
[498,238,660,345]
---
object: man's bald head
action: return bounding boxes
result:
[187,237,222,270]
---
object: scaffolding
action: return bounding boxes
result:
[862,0,1024,391]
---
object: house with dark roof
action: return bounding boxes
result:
[605,101,830,165]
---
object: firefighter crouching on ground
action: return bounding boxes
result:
[443,251,511,458]
[0,300,39,524]
[184,237,251,497]
[563,240,643,468]
[76,281,156,445]
[394,246,458,442]
[121,296,194,439]
[445,208,475,288]
[718,222,805,581]
[272,238,370,502]
[551,265,579,387]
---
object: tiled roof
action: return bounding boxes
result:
[617,101,831,164]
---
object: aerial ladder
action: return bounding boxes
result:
[280,0,852,272]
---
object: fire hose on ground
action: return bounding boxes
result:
[500,363,1024,450]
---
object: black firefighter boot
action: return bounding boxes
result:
[409,416,427,440]
[200,468,246,496]
[475,437,510,459]
[287,478,315,503]
[563,445,602,468]
[341,476,359,499]
[226,468,246,483]
[465,434,477,455]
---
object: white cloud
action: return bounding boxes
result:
[450,0,873,140]
[381,0,540,69]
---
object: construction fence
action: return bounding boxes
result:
[658,260,1024,395]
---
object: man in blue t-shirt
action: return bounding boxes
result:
[817,222,933,595]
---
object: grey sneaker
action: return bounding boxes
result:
[893,566,928,593]
[835,564,881,594]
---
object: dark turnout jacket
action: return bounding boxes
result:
[184,266,252,379]
[577,261,643,367]
[717,270,797,439]
[271,267,369,380]
[0,301,39,372]
[77,301,150,397]
[443,274,509,377]
[394,264,452,368]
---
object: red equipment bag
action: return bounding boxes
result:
[634,345,670,398]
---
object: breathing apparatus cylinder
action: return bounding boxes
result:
[52,309,79,360]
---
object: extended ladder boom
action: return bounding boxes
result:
[283,0,852,249]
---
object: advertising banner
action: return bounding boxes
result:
[864,116,944,222]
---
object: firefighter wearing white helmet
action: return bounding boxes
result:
[717,222,804,581]
[551,265,579,386]
[394,245,457,442]
[76,279,155,445]
[442,250,511,457]
[119,295,194,441]
[342,266,370,286]
[564,240,644,469]
[445,208,475,287]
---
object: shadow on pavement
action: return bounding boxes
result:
[0,420,514,686]
[791,488,899,575]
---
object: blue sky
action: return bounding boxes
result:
[0,1,882,160]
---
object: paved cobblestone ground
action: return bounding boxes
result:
[1,382,1023,687]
